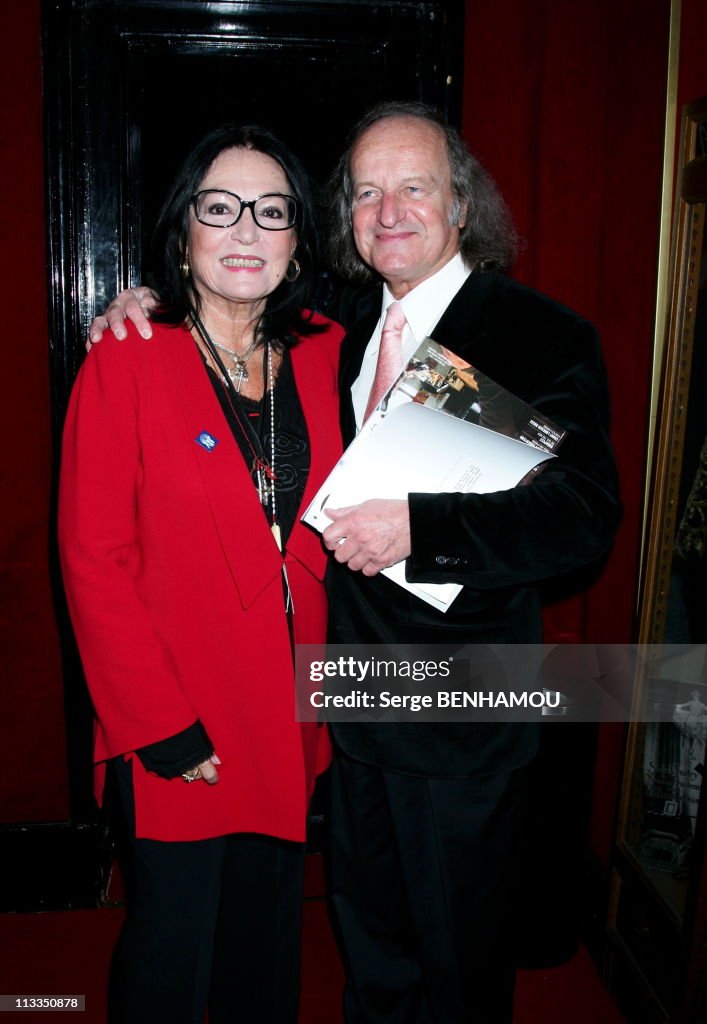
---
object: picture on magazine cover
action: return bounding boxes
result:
[387,338,566,454]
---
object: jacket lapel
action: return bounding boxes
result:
[287,335,342,580]
[168,327,283,609]
[429,271,494,357]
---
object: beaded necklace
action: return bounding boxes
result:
[190,310,282,551]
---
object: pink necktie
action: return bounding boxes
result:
[364,301,407,421]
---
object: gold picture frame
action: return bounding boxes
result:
[638,95,707,645]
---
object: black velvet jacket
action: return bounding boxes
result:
[327,270,622,777]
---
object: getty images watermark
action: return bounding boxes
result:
[294,644,707,723]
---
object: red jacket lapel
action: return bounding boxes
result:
[288,333,342,581]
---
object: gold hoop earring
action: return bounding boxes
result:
[181,253,190,279]
[285,258,301,282]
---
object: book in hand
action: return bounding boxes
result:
[303,337,567,612]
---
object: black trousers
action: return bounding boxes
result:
[327,752,528,1024]
[108,759,306,1024]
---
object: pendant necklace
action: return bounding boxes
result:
[265,346,282,552]
[190,310,283,555]
[188,307,290,602]
[208,335,259,393]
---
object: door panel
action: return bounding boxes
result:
[43,0,464,417]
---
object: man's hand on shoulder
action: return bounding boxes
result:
[86,286,159,351]
[323,499,411,576]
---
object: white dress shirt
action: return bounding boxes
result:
[350,253,472,430]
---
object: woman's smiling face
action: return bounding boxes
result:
[187,146,296,318]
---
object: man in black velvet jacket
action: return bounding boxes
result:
[319,102,621,1024]
[89,102,620,1024]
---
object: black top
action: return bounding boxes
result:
[205,345,310,547]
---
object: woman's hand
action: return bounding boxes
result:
[182,753,222,786]
[86,286,159,350]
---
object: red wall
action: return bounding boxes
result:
[0,2,68,822]
[463,0,670,641]
[463,0,671,864]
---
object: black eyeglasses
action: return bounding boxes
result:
[191,190,298,231]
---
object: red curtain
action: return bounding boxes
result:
[462,0,672,862]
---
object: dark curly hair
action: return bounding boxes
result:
[150,123,323,345]
[327,101,518,283]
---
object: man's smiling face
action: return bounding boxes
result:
[350,116,465,299]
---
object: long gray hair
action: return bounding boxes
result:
[327,101,518,283]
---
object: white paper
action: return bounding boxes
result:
[303,402,553,612]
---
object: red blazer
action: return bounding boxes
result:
[59,316,343,842]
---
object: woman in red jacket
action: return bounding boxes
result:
[59,124,342,1024]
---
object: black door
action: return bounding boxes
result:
[44,0,464,416]
[37,0,464,906]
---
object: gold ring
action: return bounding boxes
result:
[181,766,201,783]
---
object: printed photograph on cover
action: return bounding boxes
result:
[384,337,566,453]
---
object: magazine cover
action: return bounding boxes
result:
[382,337,566,453]
[303,337,567,611]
